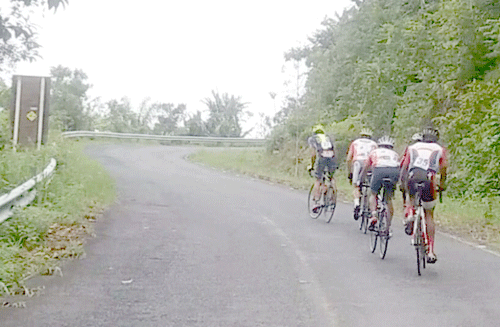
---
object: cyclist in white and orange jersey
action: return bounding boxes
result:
[401,127,448,264]
[358,136,400,233]
[346,128,377,220]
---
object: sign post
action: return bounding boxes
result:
[11,75,50,149]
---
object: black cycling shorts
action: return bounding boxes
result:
[315,156,338,179]
[370,167,400,198]
[408,168,436,202]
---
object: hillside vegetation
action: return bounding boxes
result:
[270,0,500,202]
[0,112,115,295]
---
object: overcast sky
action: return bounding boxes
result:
[15,0,353,135]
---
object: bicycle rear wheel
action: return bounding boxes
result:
[324,183,337,223]
[378,209,389,259]
[308,184,322,219]
[415,216,423,276]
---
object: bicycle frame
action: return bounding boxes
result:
[359,172,372,233]
[412,182,428,275]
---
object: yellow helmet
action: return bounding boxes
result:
[312,124,325,134]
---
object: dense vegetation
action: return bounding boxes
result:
[268,0,500,203]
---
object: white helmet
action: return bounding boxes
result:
[377,135,394,147]
[412,133,423,142]
[360,128,373,137]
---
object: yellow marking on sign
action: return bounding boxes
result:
[26,111,37,121]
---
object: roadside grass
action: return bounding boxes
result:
[189,147,500,253]
[0,136,115,296]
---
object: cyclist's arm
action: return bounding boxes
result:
[400,152,410,184]
[438,149,448,190]
[346,143,354,173]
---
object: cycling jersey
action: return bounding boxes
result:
[348,138,378,162]
[366,148,399,168]
[404,142,447,173]
[308,134,335,158]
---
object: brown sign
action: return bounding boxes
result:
[11,75,50,149]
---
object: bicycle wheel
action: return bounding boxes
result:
[415,216,423,276]
[378,208,389,259]
[359,188,369,233]
[324,182,337,223]
[369,219,378,253]
[308,184,322,219]
[421,217,427,270]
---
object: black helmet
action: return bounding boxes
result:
[422,127,439,142]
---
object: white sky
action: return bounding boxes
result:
[13,0,353,135]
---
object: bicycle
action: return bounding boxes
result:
[411,182,429,276]
[369,177,393,259]
[308,169,337,223]
[358,172,372,234]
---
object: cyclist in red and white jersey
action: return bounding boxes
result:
[358,136,400,233]
[401,127,448,264]
[346,128,377,220]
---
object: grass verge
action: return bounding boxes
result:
[0,136,115,296]
[189,148,500,253]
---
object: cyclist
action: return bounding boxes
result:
[401,127,448,264]
[400,133,423,219]
[307,124,337,211]
[346,128,377,220]
[358,136,400,233]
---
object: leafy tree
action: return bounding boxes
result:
[152,103,186,135]
[50,65,92,131]
[103,97,138,133]
[184,111,208,136]
[203,90,250,137]
[0,0,68,71]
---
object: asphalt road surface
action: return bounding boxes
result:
[2,144,500,326]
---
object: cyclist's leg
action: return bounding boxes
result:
[422,179,438,262]
[313,157,326,201]
[352,160,364,218]
[385,167,400,230]
[327,158,337,197]
[368,168,383,229]
[352,160,363,204]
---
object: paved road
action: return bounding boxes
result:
[1,144,500,326]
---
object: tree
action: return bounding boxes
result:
[152,103,186,135]
[103,97,138,133]
[184,111,208,136]
[203,90,250,137]
[0,0,68,71]
[50,65,92,131]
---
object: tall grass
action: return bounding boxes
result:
[0,133,115,295]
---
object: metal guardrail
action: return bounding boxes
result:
[0,131,263,223]
[61,131,267,146]
[0,158,57,223]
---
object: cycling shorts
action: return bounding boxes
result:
[370,167,399,198]
[352,160,366,186]
[315,156,338,179]
[408,168,437,204]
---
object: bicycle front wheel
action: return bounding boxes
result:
[324,183,337,223]
[308,184,322,219]
[360,188,369,233]
[369,225,378,253]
